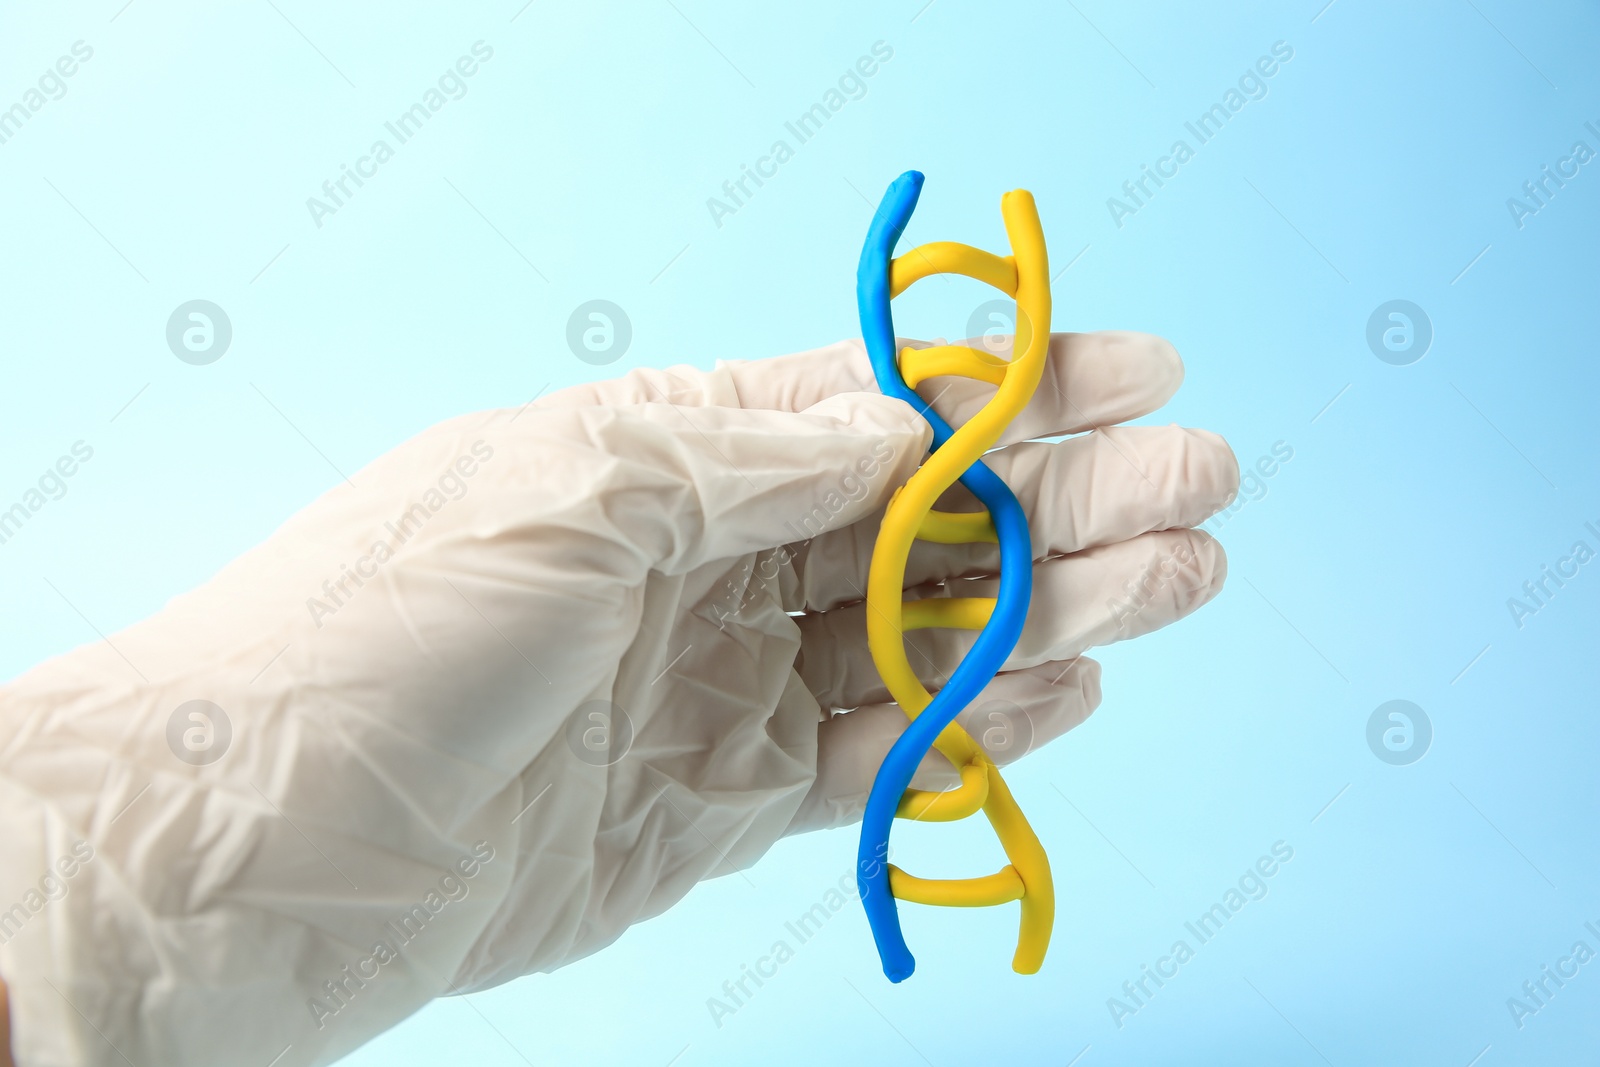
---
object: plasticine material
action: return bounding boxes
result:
[854,170,1056,982]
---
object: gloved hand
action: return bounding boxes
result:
[0,331,1237,1067]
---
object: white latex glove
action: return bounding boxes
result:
[0,331,1237,1067]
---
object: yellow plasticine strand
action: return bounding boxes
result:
[862,187,1056,975]
[895,759,989,822]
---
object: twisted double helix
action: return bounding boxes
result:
[854,170,1055,982]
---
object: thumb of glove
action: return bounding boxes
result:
[587,389,931,576]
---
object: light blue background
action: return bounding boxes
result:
[2,1,1597,1064]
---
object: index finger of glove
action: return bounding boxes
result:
[538,331,1184,444]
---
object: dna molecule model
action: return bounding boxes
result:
[854,170,1056,983]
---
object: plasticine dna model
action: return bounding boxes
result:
[854,170,1055,982]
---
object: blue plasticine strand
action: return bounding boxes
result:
[854,170,1036,982]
